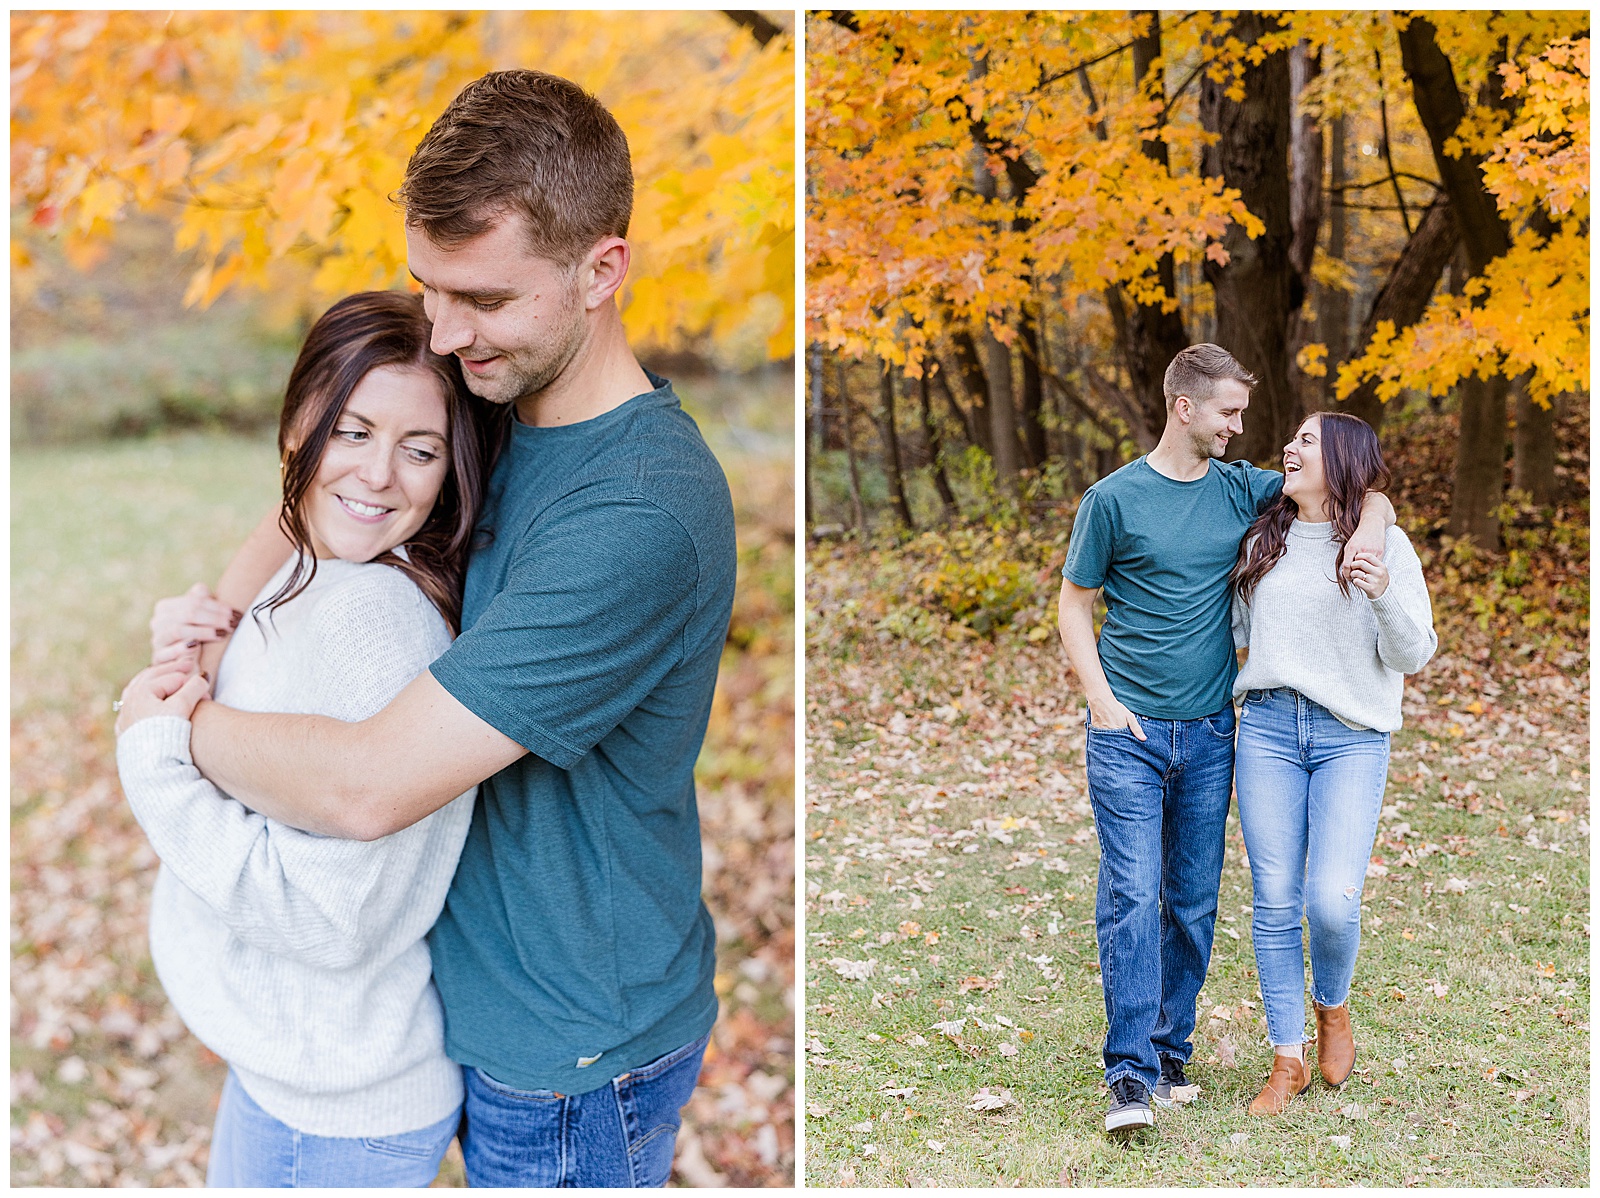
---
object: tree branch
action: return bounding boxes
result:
[723,11,785,46]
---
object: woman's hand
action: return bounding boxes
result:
[150,584,240,667]
[115,666,211,736]
[1347,550,1390,599]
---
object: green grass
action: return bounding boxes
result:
[802,609,1589,1186]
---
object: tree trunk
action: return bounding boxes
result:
[1399,15,1513,546]
[878,362,914,529]
[839,360,867,532]
[1288,42,1323,283]
[1512,379,1556,505]
[1019,306,1047,468]
[1102,14,1189,443]
[1319,114,1352,404]
[1342,195,1459,431]
[1512,209,1559,504]
[806,343,822,528]
[930,356,979,449]
[1200,11,1298,464]
[949,330,993,453]
[1450,372,1508,546]
[919,371,960,519]
[981,325,1020,492]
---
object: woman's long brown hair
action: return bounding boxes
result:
[258,291,496,634]
[1231,411,1392,604]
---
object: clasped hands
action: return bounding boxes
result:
[115,584,242,735]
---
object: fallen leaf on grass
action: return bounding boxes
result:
[1329,1135,1353,1150]
[1229,1132,1249,1146]
[1443,877,1470,894]
[969,1087,1012,1112]
[1336,1103,1365,1120]
[997,1042,1019,1058]
[849,1120,873,1133]
[926,1140,945,1154]
[899,1033,930,1047]
[806,1103,832,1119]
[1215,1035,1238,1067]
[837,1165,858,1186]
[830,957,877,981]
[930,1018,966,1038]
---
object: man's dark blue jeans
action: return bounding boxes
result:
[1085,704,1235,1092]
[460,1031,709,1187]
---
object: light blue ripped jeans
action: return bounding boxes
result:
[1234,688,1390,1047]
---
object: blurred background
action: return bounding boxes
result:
[11,10,794,1186]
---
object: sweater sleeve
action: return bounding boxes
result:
[1367,529,1437,675]
[114,567,468,971]
[1231,587,1250,651]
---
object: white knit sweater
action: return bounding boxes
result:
[115,556,475,1137]
[1232,521,1437,732]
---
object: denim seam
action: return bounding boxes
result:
[613,1080,639,1187]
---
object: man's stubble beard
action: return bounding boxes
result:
[462,287,588,408]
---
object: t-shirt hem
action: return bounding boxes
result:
[445,991,719,1098]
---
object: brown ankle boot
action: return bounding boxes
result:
[1315,1002,1356,1087]
[1248,1053,1310,1116]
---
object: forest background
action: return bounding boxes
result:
[804,10,1587,1186]
[12,10,794,1187]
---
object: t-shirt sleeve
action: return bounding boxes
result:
[1245,464,1285,514]
[1061,487,1115,589]
[430,496,701,769]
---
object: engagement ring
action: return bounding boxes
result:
[112,699,124,713]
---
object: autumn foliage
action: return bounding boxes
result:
[11,11,794,361]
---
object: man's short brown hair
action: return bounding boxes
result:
[398,70,633,266]
[1162,343,1259,412]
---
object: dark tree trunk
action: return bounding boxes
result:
[1399,15,1513,546]
[981,326,1021,492]
[949,330,993,453]
[1451,372,1509,546]
[1512,379,1557,505]
[918,371,960,519]
[838,360,867,532]
[1288,42,1323,283]
[1019,307,1047,468]
[1200,11,1298,465]
[806,343,822,528]
[1512,210,1559,504]
[878,363,914,529]
[1101,14,1190,443]
[1342,195,1460,431]
[930,356,979,448]
[1319,114,1352,402]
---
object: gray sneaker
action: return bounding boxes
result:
[1106,1074,1155,1132]
[1154,1054,1201,1107]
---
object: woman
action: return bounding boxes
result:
[114,291,492,1185]
[1229,411,1436,1116]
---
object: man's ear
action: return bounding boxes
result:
[1173,395,1194,425]
[580,236,631,310]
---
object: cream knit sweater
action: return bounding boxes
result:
[1232,521,1437,732]
[115,556,475,1137]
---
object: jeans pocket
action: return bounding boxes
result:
[612,1035,709,1187]
[471,1067,564,1103]
[1203,706,1237,739]
[361,1131,437,1160]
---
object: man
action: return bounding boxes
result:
[1057,344,1391,1134]
[147,71,736,1186]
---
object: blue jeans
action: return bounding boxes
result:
[460,1031,709,1187]
[1084,704,1236,1091]
[1235,688,1390,1046]
[206,1069,460,1187]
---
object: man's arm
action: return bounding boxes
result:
[189,668,526,841]
[1057,579,1145,740]
[1345,489,1397,577]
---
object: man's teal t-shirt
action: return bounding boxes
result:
[1061,457,1282,720]
[427,374,735,1095]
